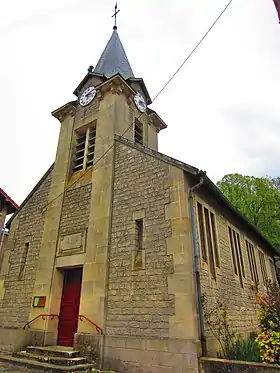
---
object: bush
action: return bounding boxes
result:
[218,332,261,363]
[256,330,280,364]
[201,295,261,362]
[256,281,280,364]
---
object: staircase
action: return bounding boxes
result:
[0,345,96,372]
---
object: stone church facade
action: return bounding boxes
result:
[0,26,278,373]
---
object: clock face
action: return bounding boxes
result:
[79,86,96,107]
[134,92,147,113]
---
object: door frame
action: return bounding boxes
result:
[57,266,83,346]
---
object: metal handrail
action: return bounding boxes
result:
[23,314,59,330]
[79,315,104,334]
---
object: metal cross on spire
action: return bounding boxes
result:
[112,2,120,30]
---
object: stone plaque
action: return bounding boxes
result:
[57,230,87,257]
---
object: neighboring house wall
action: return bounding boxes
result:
[0,171,52,351]
[194,188,277,356]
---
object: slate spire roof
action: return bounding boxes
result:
[94,27,134,80]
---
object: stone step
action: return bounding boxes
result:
[25,346,80,359]
[15,351,87,366]
[0,353,95,372]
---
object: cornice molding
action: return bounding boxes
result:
[52,102,76,122]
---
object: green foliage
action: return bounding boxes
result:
[257,281,280,332]
[256,330,280,364]
[217,173,280,247]
[256,281,280,364]
[218,332,261,363]
[202,295,261,362]
[201,295,235,359]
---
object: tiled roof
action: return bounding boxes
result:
[0,188,19,214]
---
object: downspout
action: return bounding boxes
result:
[188,171,207,357]
[0,217,6,253]
[0,203,7,254]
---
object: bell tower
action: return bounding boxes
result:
[51,23,167,177]
[29,20,167,344]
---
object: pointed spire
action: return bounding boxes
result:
[93,28,134,80]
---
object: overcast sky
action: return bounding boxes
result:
[1,0,279,205]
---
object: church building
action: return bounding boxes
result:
[0,21,278,373]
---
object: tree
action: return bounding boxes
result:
[271,177,280,193]
[217,174,280,248]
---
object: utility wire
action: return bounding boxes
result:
[42,0,234,212]
[153,0,233,101]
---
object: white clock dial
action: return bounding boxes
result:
[79,86,96,107]
[134,92,147,113]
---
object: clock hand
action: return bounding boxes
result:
[85,90,94,97]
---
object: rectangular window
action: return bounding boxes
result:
[269,259,277,283]
[210,212,220,268]
[259,250,268,286]
[136,219,143,250]
[18,242,29,280]
[87,127,96,168]
[73,124,96,172]
[134,119,143,145]
[228,227,244,287]
[236,233,245,278]
[229,228,238,275]
[196,202,220,279]
[246,240,259,285]
[197,202,207,262]
[204,208,216,280]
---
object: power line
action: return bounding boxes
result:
[42,0,234,212]
[153,0,234,102]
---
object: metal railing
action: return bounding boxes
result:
[23,314,59,329]
[79,315,103,334]
[23,313,103,335]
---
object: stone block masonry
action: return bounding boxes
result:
[107,141,173,339]
[59,183,92,237]
[196,189,276,356]
[201,357,280,373]
[101,140,200,372]
[0,171,52,330]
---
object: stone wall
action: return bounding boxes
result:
[59,183,92,236]
[194,189,276,355]
[200,357,280,373]
[107,141,173,338]
[0,170,52,330]
[103,336,198,373]
[101,140,199,373]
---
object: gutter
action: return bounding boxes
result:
[188,171,207,357]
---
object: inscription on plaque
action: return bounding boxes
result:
[57,230,86,257]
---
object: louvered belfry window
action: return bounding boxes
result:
[73,124,96,172]
[134,118,143,145]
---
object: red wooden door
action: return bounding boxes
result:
[57,268,82,346]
